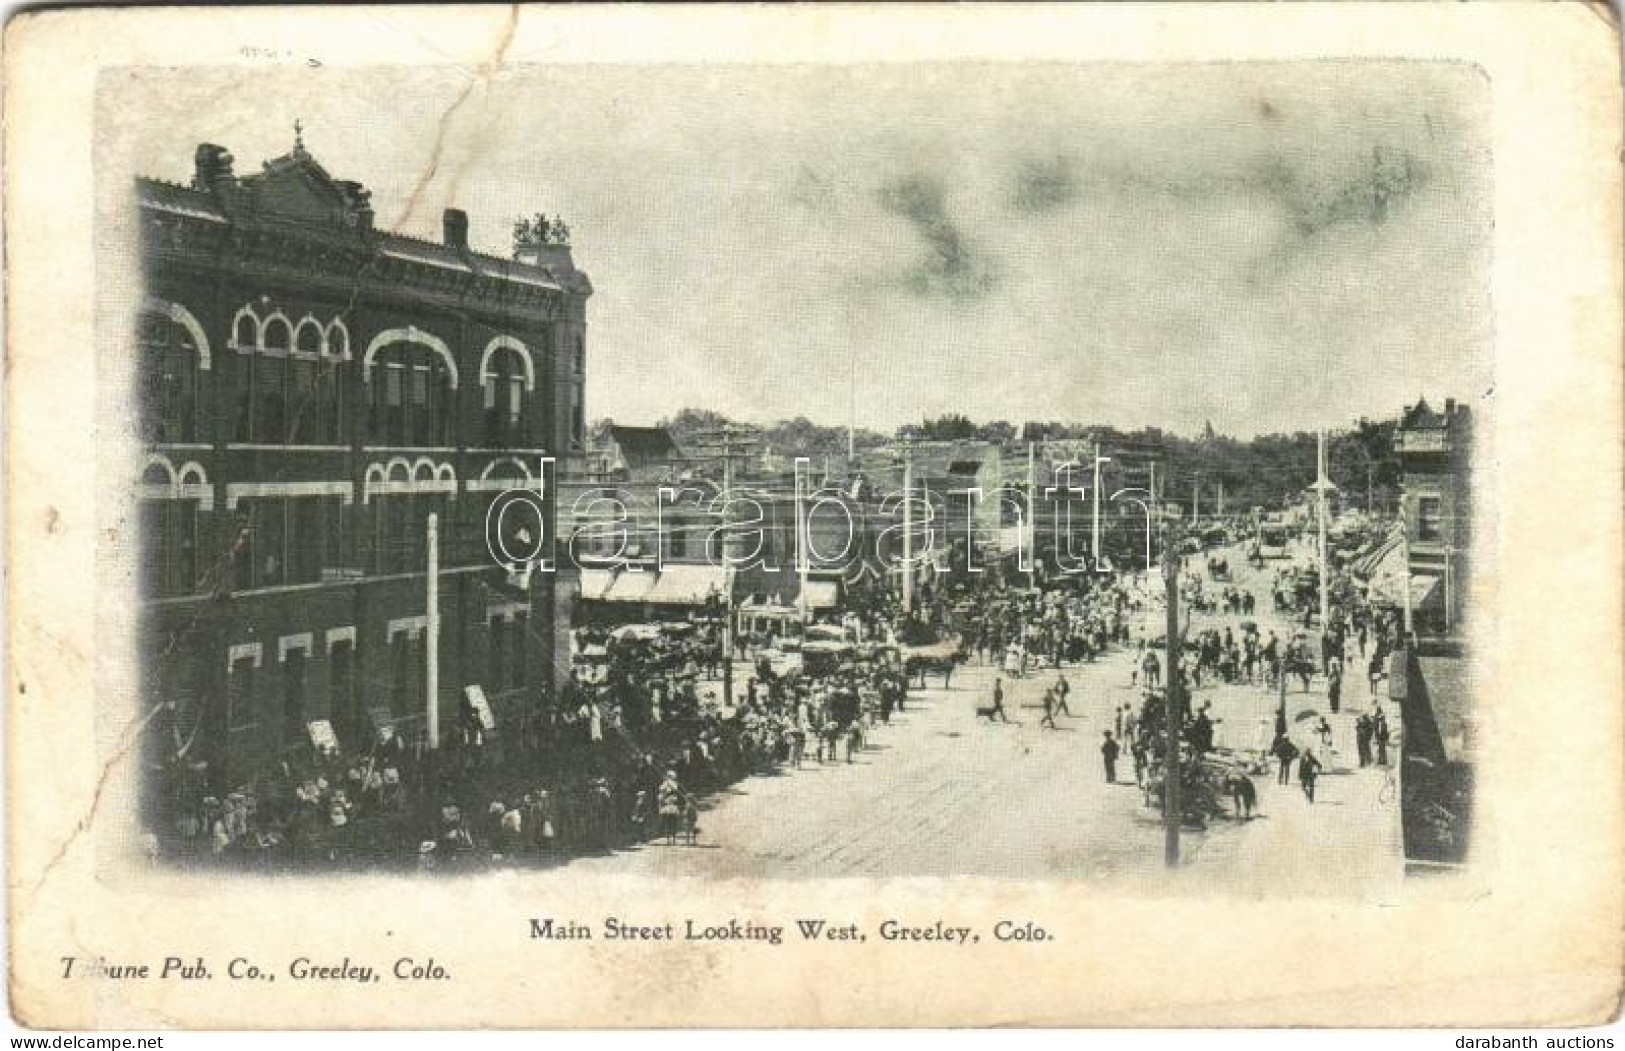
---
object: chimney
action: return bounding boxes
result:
[1444,397,1456,419]
[192,143,235,192]
[443,208,469,252]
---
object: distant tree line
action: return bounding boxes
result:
[589,409,1403,514]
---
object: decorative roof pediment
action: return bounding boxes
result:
[239,148,374,231]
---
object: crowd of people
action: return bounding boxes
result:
[146,527,1422,870]
[147,583,941,870]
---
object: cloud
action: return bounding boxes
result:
[1257,144,1433,239]
[877,173,998,301]
[1010,154,1080,214]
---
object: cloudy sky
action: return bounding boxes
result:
[111,60,1492,437]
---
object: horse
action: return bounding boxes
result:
[904,649,968,688]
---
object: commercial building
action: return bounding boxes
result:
[136,134,591,792]
[1395,397,1472,635]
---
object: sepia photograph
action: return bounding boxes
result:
[123,59,1489,887]
[5,2,1620,1032]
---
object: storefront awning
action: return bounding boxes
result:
[1369,569,1441,609]
[1410,573,1442,609]
[645,564,731,605]
[738,601,801,619]
[800,580,839,610]
[578,568,614,601]
[602,569,656,603]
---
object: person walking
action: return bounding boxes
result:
[1101,731,1121,783]
[1298,748,1323,803]
[657,770,683,845]
[1142,648,1162,690]
[1040,689,1057,730]
[1272,733,1299,786]
[1226,772,1257,820]
[988,678,1010,723]
[1053,673,1072,716]
[1355,713,1373,768]
[1373,709,1391,766]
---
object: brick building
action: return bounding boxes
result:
[136,135,591,792]
[1395,397,1471,634]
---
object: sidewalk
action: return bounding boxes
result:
[1182,680,1406,898]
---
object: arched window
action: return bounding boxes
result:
[369,343,452,447]
[139,459,201,599]
[483,347,528,447]
[232,308,259,350]
[138,312,199,443]
[261,315,292,354]
[326,320,350,361]
[295,319,323,356]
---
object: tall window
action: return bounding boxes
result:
[140,499,199,598]
[1417,496,1443,542]
[227,654,258,735]
[282,649,307,746]
[329,640,357,749]
[139,463,200,599]
[372,493,436,575]
[138,313,199,444]
[390,632,423,718]
[489,614,507,691]
[511,612,529,689]
[369,344,450,446]
[288,356,318,444]
[252,318,292,441]
[234,497,338,589]
[319,359,345,444]
[483,348,527,447]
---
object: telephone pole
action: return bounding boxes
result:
[795,457,810,624]
[1091,442,1109,569]
[1026,440,1037,589]
[901,435,915,615]
[1316,428,1330,629]
[425,512,440,749]
[720,428,738,705]
[1162,515,1183,867]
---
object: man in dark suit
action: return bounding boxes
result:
[1101,731,1121,783]
[1298,748,1323,802]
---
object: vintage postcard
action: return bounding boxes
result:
[5,2,1622,1030]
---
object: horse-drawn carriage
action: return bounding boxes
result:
[902,638,969,687]
[1142,747,1267,825]
[1206,554,1231,582]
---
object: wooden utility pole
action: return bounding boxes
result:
[720,428,736,706]
[1162,516,1183,867]
[1026,440,1037,589]
[901,436,915,615]
[1091,442,1109,570]
[1317,429,1330,630]
[795,457,810,624]
[426,512,440,749]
